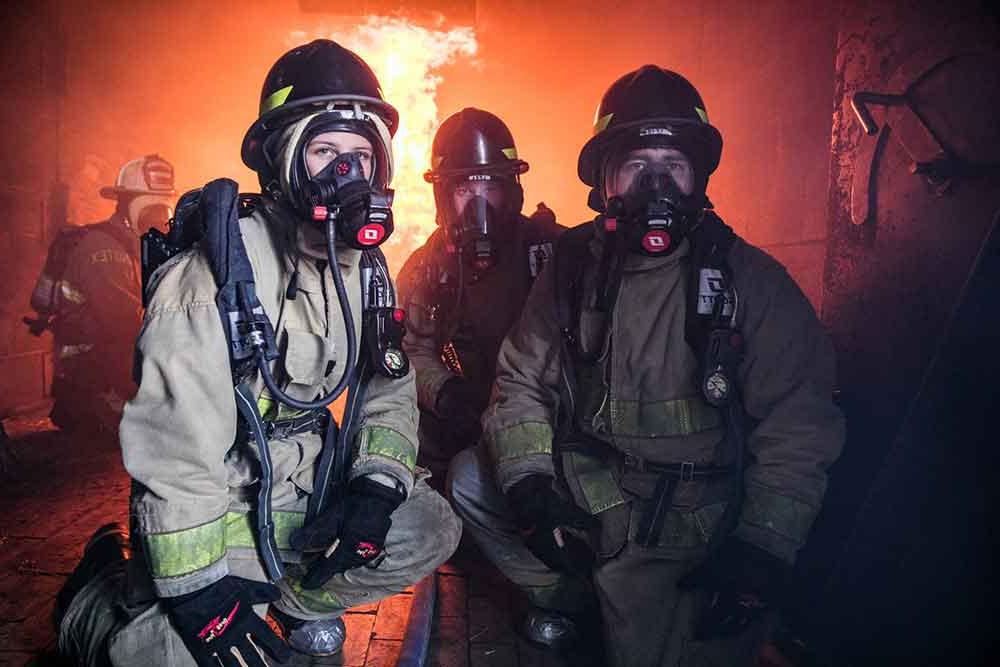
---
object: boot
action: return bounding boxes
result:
[520,606,579,650]
[270,607,346,656]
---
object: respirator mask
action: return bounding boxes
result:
[604,168,703,256]
[443,175,517,272]
[305,151,394,249]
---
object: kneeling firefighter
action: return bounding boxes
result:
[55,40,461,665]
[448,65,845,665]
[396,108,564,484]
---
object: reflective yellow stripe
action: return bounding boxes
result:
[501,147,518,160]
[488,422,553,464]
[261,85,294,115]
[355,425,417,471]
[695,106,709,123]
[593,112,614,135]
[286,577,346,614]
[145,511,306,579]
[144,515,226,579]
[608,397,722,437]
[256,394,310,423]
[565,451,625,514]
[223,511,305,550]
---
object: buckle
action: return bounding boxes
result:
[680,462,695,481]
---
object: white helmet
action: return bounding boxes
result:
[100,154,176,200]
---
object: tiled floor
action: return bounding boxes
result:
[0,413,595,667]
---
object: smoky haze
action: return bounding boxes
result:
[1,0,837,415]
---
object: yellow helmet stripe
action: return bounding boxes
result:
[261,85,294,116]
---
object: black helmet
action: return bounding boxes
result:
[424,108,529,182]
[241,39,399,177]
[578,66,722,207]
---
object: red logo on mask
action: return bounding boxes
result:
[356,224,386,246]
[641,230,671,253]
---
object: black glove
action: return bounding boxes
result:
[292,476,406,590]
[165,576,291,667]
[435,377,483,443]
[506,475,598,577]
[677,537,791,641]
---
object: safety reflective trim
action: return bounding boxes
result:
[256,393,311,423]
[144,515,227,579]
[223,510,305,550]
[57,343,95,359]
[261,85,294,115]
[501,147,519,160]
[355,425,417,471]
[740,485,817,543]
[695,106,709,123]
[593,112,614,135]
[565,451,625,514]
[59,281,86,304]
[488,422,553,464]
[607,397,722,438]
[287,577,347,614]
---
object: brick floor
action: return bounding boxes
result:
[0,413,601,667]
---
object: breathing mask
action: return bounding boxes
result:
[443,175,517,272]
[603,169,703,256]
[305,151,394,249]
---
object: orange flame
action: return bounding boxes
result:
[290,18,478,273]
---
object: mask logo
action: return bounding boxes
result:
[357,224,387,246]
[641,230,671,253]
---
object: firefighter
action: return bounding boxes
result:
[396,107,564,485]
[55,39,461,665]
[26,155,174,434]
[449,65,845,665]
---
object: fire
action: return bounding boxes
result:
[290,18,478,273]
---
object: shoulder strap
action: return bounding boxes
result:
[552,222,596,440]
[684,210,738,360]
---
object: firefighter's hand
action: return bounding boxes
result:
[299,477,405,590]
[678,537,790,640]
[506,475,598,577]
[165,576,290,667]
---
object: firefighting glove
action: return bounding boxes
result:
[677,537,791,640]
[295,476,406,590]
[506,475,598,578]
[165,576,291,667]
[435,377,483,443]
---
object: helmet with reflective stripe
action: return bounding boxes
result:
[99,154,176,200]
[424,108,528,182]
[241,39,399,182]
[578,66,722,209]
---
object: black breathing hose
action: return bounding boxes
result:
[256,216,358,410]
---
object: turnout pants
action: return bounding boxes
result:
[59,479,460,666]
[448,445,771,667]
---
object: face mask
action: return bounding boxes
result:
[605,169,701,256]
[305,152,394,249]
[134,203,172,234]
[447,195,505,272]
